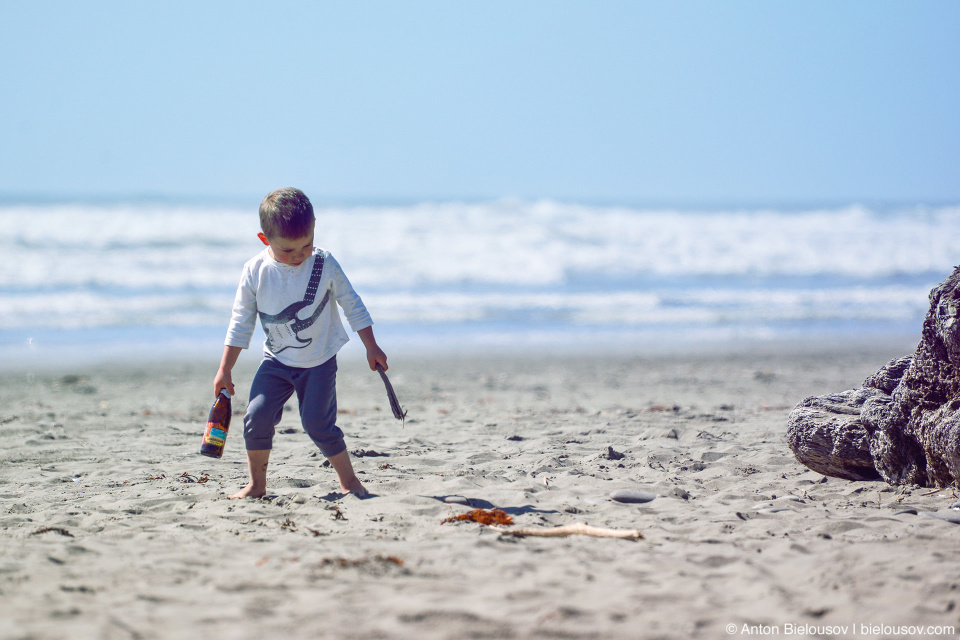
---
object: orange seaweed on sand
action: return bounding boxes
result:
[441,508,514,526]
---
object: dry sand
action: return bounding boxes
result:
[2,344,960,640]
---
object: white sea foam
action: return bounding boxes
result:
[330,202,960,287]
[0,201,955,353]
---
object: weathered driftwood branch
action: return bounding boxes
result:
[491,523,643,540]
[787,267,960,487]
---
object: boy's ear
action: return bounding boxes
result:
[257,232,270,246]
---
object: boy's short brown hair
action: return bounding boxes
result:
[259,187,315,239]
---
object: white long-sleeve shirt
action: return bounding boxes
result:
[225,247,373,368]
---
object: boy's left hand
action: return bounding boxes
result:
[357,326,387,372]
[366,345,388,372]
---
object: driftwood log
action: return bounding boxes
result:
[787,267,960,487]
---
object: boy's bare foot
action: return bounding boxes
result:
[340,477,368,498]
[230,449,271,499]
[228,482,266,499]
[327,450,368,498]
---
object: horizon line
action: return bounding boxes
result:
[1,191,958,211]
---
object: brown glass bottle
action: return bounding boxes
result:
[200,389,232,458]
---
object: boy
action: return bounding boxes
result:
[213,187,387,499]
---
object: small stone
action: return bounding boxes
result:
[609,489,656,504]
[443,496,470,505]
[352,449,389,458]
[606,446,625,461]
[921,511,960,524]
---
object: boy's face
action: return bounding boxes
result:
[258,223,315,266]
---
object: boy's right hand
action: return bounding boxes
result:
[214,369,235,398]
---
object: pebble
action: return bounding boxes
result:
[921,511,960,525]
[951,501,960,510]
[609,489,656,504]
[752,497,805,511]
[443,495,470,505]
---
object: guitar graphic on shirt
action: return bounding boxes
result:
[260,289,331,353]
[259,252,329,354]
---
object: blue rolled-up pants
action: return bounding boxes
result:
[242,354,345,458]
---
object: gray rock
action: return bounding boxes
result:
[787,268,960,487]
[609,489,656,504]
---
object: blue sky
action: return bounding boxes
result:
[1,1,958,204]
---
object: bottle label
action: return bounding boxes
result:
[203,424,227,447]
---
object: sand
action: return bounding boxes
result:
[2,344,960,640]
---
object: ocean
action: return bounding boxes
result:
[1,200,956,368]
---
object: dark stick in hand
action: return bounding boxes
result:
[376,363,407,426]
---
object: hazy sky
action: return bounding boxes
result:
[2,1,958,204]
